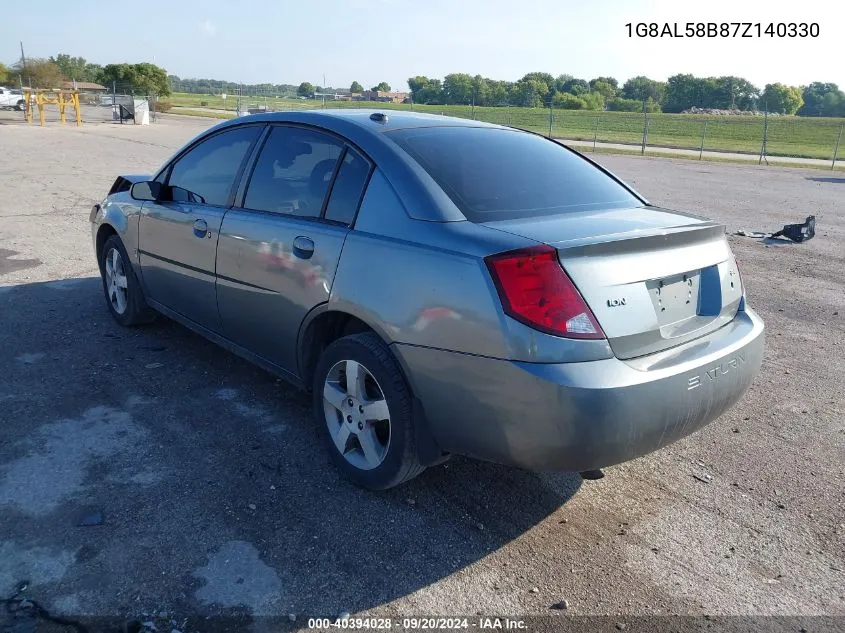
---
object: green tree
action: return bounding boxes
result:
[591,80,616,100]
[664,74,758,111]
[715,76,759,110]
[664,74,705,112]
[521,72,554,86]
[472,75,490,105]
[580,91,605,110]
[487,80,511,105]
[297,81,314,97]
[621,76,666,104]
[50,54,93,82]
[606,97,642,112]
[0,62,9,84]
[512,78,548,107]
[350,80,363,93]
[590,76,618,91]
[561,78,589,96]
[520,72,554,101]
[85,64,104,85]
[371,81,391,92]
[799,82,845,116]
[819,91,845,117]
[100,63,170,95]
[552,92,584,109]
[407,76,442,103]
[761,83,803,114]
[11,58,65,88]
[442,73,474,104]
[553,74,573,93]
[606,96,660,112]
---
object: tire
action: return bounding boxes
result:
[16,100,24,111]
[99,234,156,326]
[313,332,426,490]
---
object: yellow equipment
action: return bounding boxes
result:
[22,89,82,126]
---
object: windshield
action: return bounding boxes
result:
[387,126,642,222]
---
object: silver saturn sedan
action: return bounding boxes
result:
[90,110,764,489]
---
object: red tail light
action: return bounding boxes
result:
[485,245,605,339]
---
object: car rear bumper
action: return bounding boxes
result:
[392,307,764,471]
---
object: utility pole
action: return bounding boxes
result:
[759,100,769,165]
[593,116,600,152]
[19,41,27,91]
[641,98,649,155]
[832,125,843,171]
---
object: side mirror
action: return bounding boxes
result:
[130,181,164,202]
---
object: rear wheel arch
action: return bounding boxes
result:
[298,309,380,391]
[299,307,447,468]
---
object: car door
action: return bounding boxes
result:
[138,124,263,332]
[216,125,373,376]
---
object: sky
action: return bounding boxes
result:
[1,0,841,91]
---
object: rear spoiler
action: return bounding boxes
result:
[554,222,727,258]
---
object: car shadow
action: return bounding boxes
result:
[0,276,582,619]
[805,176,845,184]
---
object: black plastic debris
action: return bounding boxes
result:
[771,215,816,243]
[735,215,816,243]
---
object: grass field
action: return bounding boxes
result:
[167,93,845,161]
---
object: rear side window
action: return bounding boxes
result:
[387,127,642,222]
[324,148,372,225]
[244,126,343,217]
[167,126,261,206]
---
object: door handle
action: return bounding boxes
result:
[192,219,208,238]
[292,236,315,259]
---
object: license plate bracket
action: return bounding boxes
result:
[647,271,700,326]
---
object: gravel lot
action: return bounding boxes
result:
[0,114,843,631]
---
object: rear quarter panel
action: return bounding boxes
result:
[330,169,615,363]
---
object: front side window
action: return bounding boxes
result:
[244,126,344,217]
[167,125,261,207]
[386,126,642,222]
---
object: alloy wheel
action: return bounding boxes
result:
[104,247,129,315]
[322,359,391,471]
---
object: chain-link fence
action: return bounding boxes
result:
[75,85,159,124]
[403,104,843,167]
[0,82,163,125]
[226,98,842,168]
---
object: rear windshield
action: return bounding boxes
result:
[387,127,642,222]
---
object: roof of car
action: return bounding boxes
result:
[179,109,520,224]
[220,108,506,133]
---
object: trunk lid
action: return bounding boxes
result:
[483,206,743,359]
